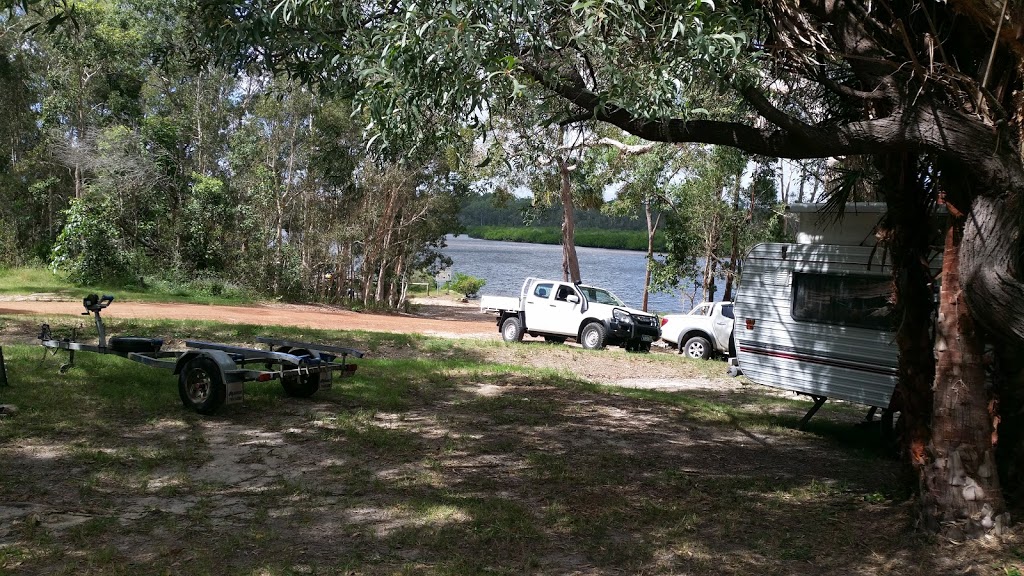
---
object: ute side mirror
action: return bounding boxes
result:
[566,294,580,304]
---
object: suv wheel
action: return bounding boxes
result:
[682,336,712,360]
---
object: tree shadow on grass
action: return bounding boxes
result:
[1,347,1019,575]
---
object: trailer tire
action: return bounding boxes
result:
[281,373,320,398]
[178,357,226,415]
[682,336,711,360]
[580,322,606,350]
[280,348,321,398]
[501,317,524,343]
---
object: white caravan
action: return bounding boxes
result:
[732,203,941,427]
[733,242,899,425]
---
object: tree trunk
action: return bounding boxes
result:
[723,170,743,301]
[701,211,720,301]
[960,194,1024,516]
[641,203,659,312]
[919,220,1006,537]
[876,154,935,490]
[557,155,582,283]
[274,193,284,295]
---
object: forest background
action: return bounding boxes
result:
[0,0,804,309]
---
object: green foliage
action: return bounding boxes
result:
[49,195,132,284]
[466,226,666,252]
[179,173,231,271]
[447,272,486,298]
[198,1,757,155]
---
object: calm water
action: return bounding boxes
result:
[440,235,725,314]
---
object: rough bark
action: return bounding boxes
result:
[960,195,1024,346]
[921,220,1007,537]
[962,194,1024,513]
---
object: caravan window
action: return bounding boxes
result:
[791,272,893,331]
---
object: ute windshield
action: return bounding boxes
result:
[579,285,625,306]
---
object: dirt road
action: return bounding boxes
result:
[0,296,499,338]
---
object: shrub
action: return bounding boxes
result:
[50,196,133,284]
[448,272,486,298]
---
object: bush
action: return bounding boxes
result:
[50,196,134,284]
[448,272,486,298]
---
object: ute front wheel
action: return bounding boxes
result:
[178,357,226,415]
[580,323,607,350]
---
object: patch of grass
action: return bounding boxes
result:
[317,409,423,454]
[1,320,1019,576]
[0,266,257,306]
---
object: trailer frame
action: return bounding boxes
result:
[38,294,364,414]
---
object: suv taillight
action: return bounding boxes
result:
[660,317,668,327]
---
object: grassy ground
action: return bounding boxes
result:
[0,267,254,305]
[0,319,1021,575]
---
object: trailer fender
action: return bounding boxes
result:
[173,349,235,376]
[174,349,243,404]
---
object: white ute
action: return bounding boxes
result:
[659,301,735,359]
[480,277,661,352]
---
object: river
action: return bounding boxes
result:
[440,234,725,314]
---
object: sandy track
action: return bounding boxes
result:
[0,298,499,338]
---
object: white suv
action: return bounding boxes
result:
[659,301,735,359]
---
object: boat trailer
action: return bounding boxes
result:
[39,294,364,414]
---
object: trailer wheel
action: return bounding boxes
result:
[281,373,320,398]
[281,348,321,398]
[178,357,226,415]
[682,336,711,360]
[580,323,606,350]
[501,317,524,342]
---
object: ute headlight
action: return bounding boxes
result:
[613,308,633,323]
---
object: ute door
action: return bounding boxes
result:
[711,303,735,351]
[528,282,580,335]
[524,282,556,332]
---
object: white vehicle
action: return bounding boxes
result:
[480,277,661,352]
[733,242,901,420]
[729,203,946,429]
[660,301,735,359]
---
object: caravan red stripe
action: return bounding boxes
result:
[738,345,898,377]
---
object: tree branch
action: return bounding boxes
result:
[524,62,1024,195]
